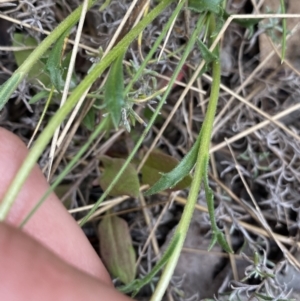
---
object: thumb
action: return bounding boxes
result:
[0,222,133,301]
[0,127,109,281]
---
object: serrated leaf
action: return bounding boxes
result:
[46,29,70,92]
[188,0,223,14]
[98,215,136,284]
[104,53,125,129]
[12,33,50,86]
[141,150,192,192]
[145,134,202,196]
[99,156,139,198]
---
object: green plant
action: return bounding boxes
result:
[0,0,292,300]
[0,0,176,220]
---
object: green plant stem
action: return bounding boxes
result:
[150,14,224,301]
[79,3,206,227]
[115,12,209,297]
[120,233,181,295]
[19,118,108,228]
[0,0,175,221]
[0,0,98,109]
[28,87,54,148]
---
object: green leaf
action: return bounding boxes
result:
[196,39,218,75]
[141,150,192,192]
[82,106,96,131]
[99,156,139,198]
[0,72,23,110]
[188,0,223,14]
[233,18,260,37]
[216,231,233,253]
[61,52,77,89]
[144,134,201,196]
[46,29,70,92]
[233,17,260,29]
[29,90,49,104]
[98,215,136,284]
[207,233,218,251]
[104,54,125,129]
[197,39,218,64]
[12,33,50,86]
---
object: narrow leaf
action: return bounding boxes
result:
[202,156,233,253]
[144,133,201,196]
[29,90,49,104]
[99,156,140,198]
[104,53,125,128]
[141,150,192,191]
[207,233,218,251]
[99,215,136,284]
[46,29,70,92]
[216,231,233,253]
[0,72,23,110]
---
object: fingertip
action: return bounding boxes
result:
[0,222,133,301]
[0,127,111,283]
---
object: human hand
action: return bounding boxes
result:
[0,128,133,301]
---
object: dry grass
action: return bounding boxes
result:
[1,0,300,300]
